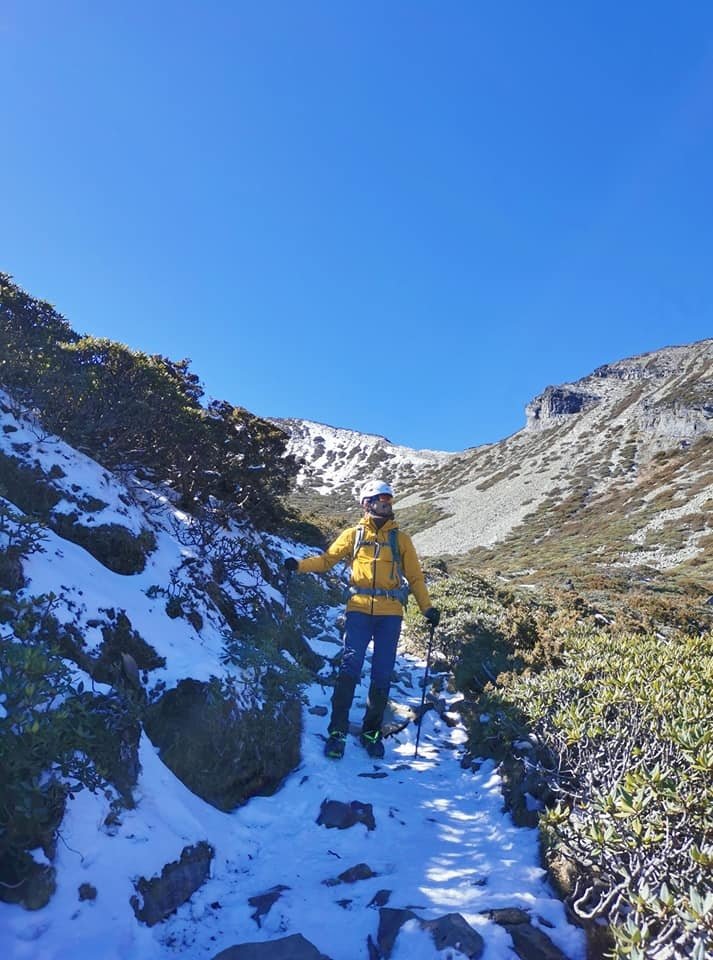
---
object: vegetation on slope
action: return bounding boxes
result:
[404,567,712,960]
[0,273,297,527]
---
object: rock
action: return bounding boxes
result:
[526,386,601,428]
[211,933,332,959]
[316,799,376,831]
[277,624,325,674]
[422,913,485,958]
[368,889,392,908]
[308,705,328,717]
[323,863,375,886]
[377,908,484,959]
[78,883,97,901]
[484,908,569,960]
[248,884,290,927]
[131,841,214,926]
[506,923,569,960]
[377,908,419,958]
[145,678,301,811]
[484,907,531,926]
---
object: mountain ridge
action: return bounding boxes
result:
[276,338,713,582]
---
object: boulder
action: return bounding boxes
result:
[323,863,376,886]
[377,907,484,959]
[131,841,213,926]
[212,934,332,959]
[145,678,301,810]
[316,799,375,831]
[483,908,569,960]
[248,884,290,927]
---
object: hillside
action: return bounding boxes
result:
[277,340,713,585]
[0,389,588,960]
[1,278,710,959]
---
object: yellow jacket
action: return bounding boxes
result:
[297,517,432,617]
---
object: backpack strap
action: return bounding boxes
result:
[349,524,410,607]
[352,524,366,560]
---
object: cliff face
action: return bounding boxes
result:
[526,340,713,443]
[281,340,713,578]
[525,386,602,428]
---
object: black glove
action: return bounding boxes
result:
[284,557,298,573]
[424,607,440,627]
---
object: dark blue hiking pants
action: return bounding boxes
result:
[340,611,402,690]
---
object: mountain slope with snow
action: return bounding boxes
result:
[0,394,585,960]
[279,340,713,579]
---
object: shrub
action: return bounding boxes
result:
[0,597,109,908]
[506,629,712,959]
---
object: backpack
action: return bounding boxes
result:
[347,524,410,607]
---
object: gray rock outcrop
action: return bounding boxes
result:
[131,841,213,926]
[212,934,332,960]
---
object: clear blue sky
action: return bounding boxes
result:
[2,2,712,451]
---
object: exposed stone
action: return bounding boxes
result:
[376,907,485,959]
[484,907,531,925]
[422,913,485,958]
[376,907,418,958]
[78,883,97,901]
[131,841,213,926]
[212,933,332,959]
[323,863,375,886]
[145,678,301,811]
[316,799,376,831]
[278,624,325,674]
[308,705,328,717]
[368,889,392,908]
[526,386,601,429]
[506,922,569,960]
[248,884,290,927]
[483,907,569,960]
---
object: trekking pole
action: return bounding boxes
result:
[414,621,436,759]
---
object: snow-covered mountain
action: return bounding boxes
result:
[0,392,585,960]
[271,417,456,502]
[278,340,713,576]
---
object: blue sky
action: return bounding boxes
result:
[2,2,712,451]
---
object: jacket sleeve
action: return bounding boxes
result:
[400,532,432,612]
[297,527,355,574]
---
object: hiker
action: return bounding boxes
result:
[283,479,440,759]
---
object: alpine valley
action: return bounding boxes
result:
[276,338,713,588]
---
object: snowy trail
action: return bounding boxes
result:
[146,653,586,960]
[1,648,586,960]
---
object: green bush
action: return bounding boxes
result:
[0,597,108,908]
[505,629,712,959]
[403,568,571,690]
[0,274,299,530]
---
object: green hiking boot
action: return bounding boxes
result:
[324,730,347,759]
[360,730,385,759]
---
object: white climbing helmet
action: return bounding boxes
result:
[360,479,394,502]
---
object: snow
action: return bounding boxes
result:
[0,651,586,960]
[0,396,586,960]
